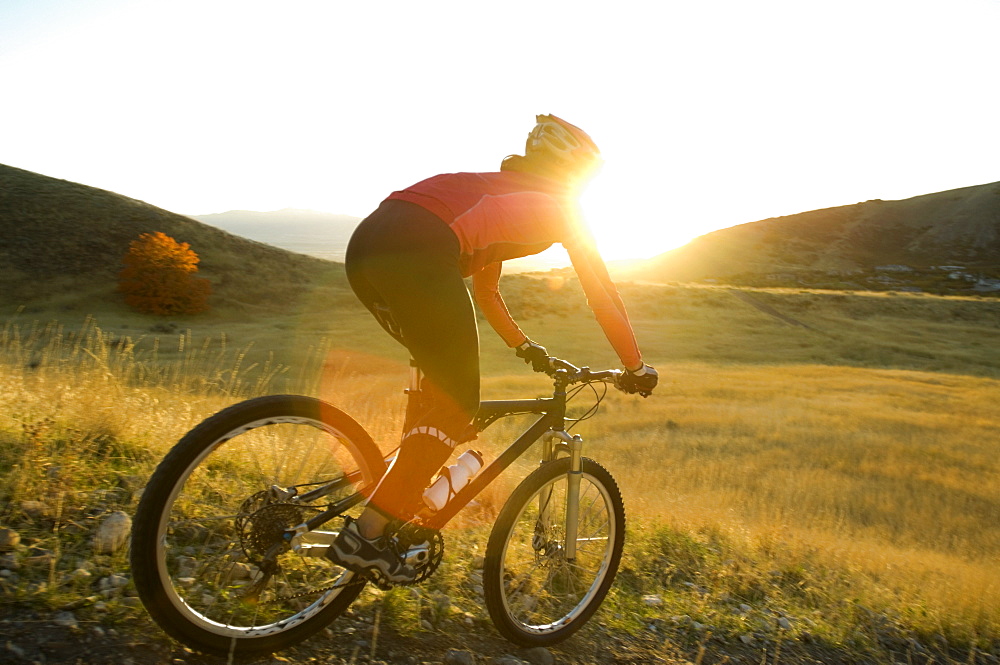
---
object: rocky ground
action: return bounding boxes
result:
[3,513,997,664]
[0,602,867,665]
[0,516,674,665]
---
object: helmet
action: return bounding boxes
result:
[525,114,601,172]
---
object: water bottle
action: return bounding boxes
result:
[422,450,484,512]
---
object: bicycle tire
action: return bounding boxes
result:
[131,395,386,657]
[483,457,625,647]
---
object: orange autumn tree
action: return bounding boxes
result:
[119,232,211,315]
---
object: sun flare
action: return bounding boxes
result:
[580,171,700,262]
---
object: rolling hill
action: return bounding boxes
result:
[4,163,999,313]
[0,164,347,312]
[633,181,1000,289]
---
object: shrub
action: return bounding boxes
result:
[118,232,211,315]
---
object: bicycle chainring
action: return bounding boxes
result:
[365,524,445,590]
[408,527,445,585]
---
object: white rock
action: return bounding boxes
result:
[93,511,132,554]
[19,501,49,518]
[99,574,129,590]
[520,647,554,665]
[52,611,78,629]
[0,528,21,551]
[641,594,663,606]
[175,556,198,577]
[228,562,252,580]
[443,649,476,665]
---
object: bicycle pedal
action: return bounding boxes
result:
[365,568,395,591]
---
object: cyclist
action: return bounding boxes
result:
[328,114,658,583]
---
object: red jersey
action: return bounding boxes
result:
[386,171,643,370]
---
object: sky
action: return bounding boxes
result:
[2,0,998,261]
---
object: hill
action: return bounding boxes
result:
[0,164,347,312]
[634,181,1000,291]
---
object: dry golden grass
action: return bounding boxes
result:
[2,286,999,654]
[549,362,1000,637]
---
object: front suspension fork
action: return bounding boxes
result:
[540,431,584,561]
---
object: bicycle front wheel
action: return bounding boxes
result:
[131,395,387,657]
[483,457,625,647]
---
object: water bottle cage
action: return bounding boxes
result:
[440,469,459,505]
[423,450,483,512]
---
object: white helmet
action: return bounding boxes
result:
[525,114,601,172]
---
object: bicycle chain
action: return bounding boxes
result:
[233,494,446,602]
[276,574,370,601]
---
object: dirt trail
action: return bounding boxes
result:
[727,289,816,330]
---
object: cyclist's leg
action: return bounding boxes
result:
[370,284,479,519]
[343,201,480,534]
[360,252,480,526]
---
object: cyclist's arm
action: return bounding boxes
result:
[471,261,528,347]
[565,237,643,371]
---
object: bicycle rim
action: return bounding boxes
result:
[137,396,383,652]
[486,458,624,644]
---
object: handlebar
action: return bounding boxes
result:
[543,357,623,386]
[543,356,654,398]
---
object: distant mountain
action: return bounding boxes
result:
[0,164,346,310]
[632,181,1000,285]
[193,209,361,263]
[193,208,569,272]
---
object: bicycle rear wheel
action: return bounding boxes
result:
[131,395,386,657]
[483,457,625,647]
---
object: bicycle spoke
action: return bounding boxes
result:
[485,459,624,645]
[132,397,387,656]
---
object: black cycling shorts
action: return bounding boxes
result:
[345,200,480,441]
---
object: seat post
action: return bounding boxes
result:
[407,359,423,394]
[402,359,427,436]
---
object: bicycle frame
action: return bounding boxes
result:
[423,392,576,532]
[421,362,590,536]
[290,367,589,550]
[286,365,606,560]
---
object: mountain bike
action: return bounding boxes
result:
[131,358,638,657]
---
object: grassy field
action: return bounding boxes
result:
[2,281,999,662]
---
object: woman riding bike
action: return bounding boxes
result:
[329,114,658,583]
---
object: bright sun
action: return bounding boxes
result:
[579,172,700,262]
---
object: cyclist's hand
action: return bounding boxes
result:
[618,364,658,397]
[515,340,550,373]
